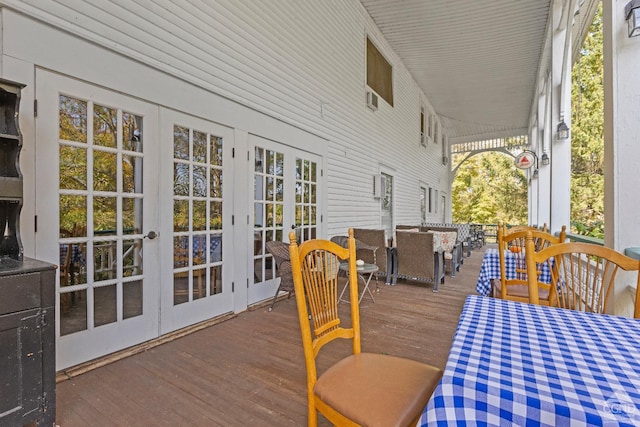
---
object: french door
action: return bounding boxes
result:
[36,70,160,370]
[158,109,234,333]
[248,135,320,305]
[36,71,317,368]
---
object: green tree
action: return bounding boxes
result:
[452,152,527,225]
[571,3,604,238]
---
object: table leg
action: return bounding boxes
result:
[358,272,376,303]
[339,271,376,303]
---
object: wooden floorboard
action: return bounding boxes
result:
[55,245,491,426]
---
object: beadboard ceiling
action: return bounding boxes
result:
[359,0,597,144]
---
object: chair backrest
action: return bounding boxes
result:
[266,240,290,265]
[497,225,567,303]
[395,230,435,279]
[525,233,640,314]
[265,240,294,290]
[396,224,421,230]
[330,235,378,266]
[352,228,387,271]
[288,228,360,390]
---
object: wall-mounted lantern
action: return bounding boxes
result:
[557,119,570,140]
[541,152,550,166]
[626,0,640,37]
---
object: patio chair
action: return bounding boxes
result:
[393,229,445,291]
[352,228,394,285]
[329,235,378,263]
[265,240,294,311]
[288,228,441,426]
[469,224,485,249]
[525,234,640,314]
[421,226,461,277]
[494,226,566,303]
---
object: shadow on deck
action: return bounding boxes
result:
[56,245,492,426]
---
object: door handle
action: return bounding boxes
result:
[144,231,158,240]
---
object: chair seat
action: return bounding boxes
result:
[492,282,550,301]
[314,353,442,427]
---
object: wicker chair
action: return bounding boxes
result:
[265,240,294,311]
[352,228,394,285]
[393,230,445,291]
[421,226,461,277]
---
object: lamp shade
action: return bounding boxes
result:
[557,120,569,140]
[626,0,640,37]
[541,153,550,165]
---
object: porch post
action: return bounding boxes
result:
[603,2,640,253]
[549,0,572,235]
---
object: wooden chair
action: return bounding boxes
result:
[288,228,441,427]
[494,225,567,303]
[525,234,640,314]
[505,223,547,234]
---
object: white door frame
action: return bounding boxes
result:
[35,69,160,370]
[158,108,235,333]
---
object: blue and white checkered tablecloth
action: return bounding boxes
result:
[420,295,640,426]
[475,248,552,296]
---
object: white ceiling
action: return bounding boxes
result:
[360,0,554,144]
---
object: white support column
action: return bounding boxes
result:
[528,122,540,226]
[603,1,640,252]
[549,1,573,235]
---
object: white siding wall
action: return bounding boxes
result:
[1,0,451,234]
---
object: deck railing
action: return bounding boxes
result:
[470,224,605,246]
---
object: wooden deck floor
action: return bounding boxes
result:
[55,245,490,426]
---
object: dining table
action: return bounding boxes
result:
[475,247,552,296]
[419,295,640,426]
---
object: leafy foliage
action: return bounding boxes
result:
[452,152,527,225]
[570,3,603,239]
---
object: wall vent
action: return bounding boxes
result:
[366,91,378,111]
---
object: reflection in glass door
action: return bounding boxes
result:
[172,125,223,304]
[58,96,146,336]
[295,158,318,242]
[253,147,284,285]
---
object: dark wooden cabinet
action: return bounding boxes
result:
[0,79,25,262]
[0,80,55,426]
[0,259,56,427]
